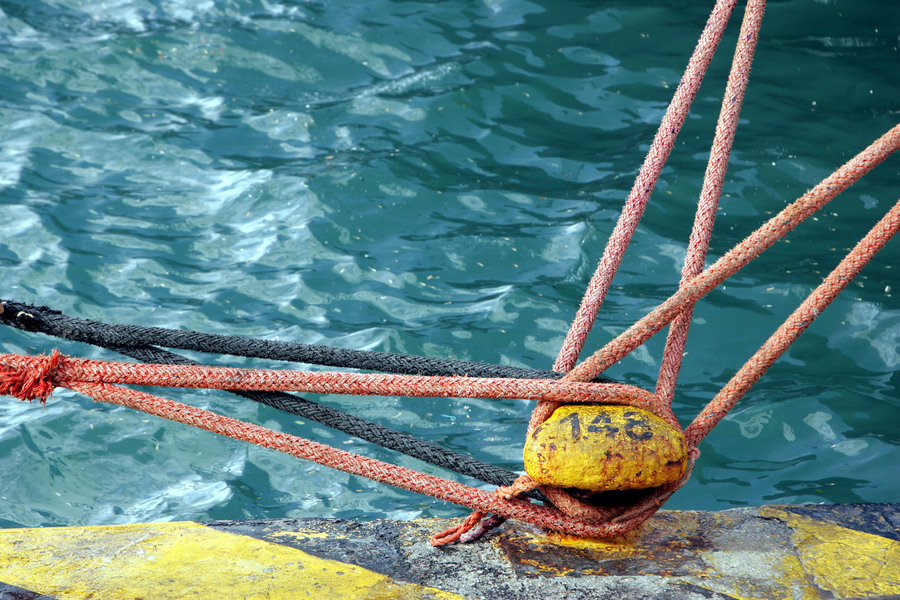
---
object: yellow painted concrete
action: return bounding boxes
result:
[761,507,900,597]
[0,521,462,600]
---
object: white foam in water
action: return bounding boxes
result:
[181,94,225,122]
[358,62,461,98]
[291,22,411,78]
[0,134,31,191]
[162,0,217,23]
[349,96,427,122]
[843,301,900,370]
[55,0,219,32]
[97,478,234,525]
[541,222,587,264]
[803,411,836,441]
[725,406,774,439]
[0,202,69,305]
[802,411,869,457]
[245,110,314,142]
[657,243,690,275]
[0,7,35,45]
[148,168,273,217]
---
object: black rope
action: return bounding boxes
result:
[0,299,608,382]
[0,299,549,500]
[113,344,535,493]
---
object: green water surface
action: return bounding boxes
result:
[0,0,898,528]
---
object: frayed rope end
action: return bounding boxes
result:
[0,350,62,404]
[430,510,486,546]
[430,474,539,546]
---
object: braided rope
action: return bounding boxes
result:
[0,300,602,382]
[564,121,900,384]
[0,348,696,543]
[0,352,668,418]
[498,0,762,542]
[532,0,742,439]
[0,298,582,493]
[2,0,897,548]
[1,167,896,543]
[111,344,533,491]
[685,196,900,445]
[0,366,686,540]
[656,0,766,404]
[552,0,741,375]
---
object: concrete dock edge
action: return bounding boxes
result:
[0,503,897,599]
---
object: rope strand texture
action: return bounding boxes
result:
[656,0,767,404]
[553,0,740,374]
[111,345,529,491]
[0,367,687,541]
[0,353,669,419]
[564,120,900,384]
[0,300,549,491]
[3,3,897,546]
[0,300,604,382]
[684,196,900,445]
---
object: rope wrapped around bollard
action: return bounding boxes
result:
[0,350,692,542]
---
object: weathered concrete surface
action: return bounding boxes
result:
[0,503,897,599]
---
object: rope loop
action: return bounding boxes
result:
[430,511,487,546]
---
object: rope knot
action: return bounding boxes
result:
[0,350,63,403]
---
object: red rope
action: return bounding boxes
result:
[0,363,690,540]
[484,0,899,544]
[563,121,900,385]
[552,0,741,375]
[656,0,766,404]
[1,162,896,543]
[685,196,900,445]
[0,354,669,420]
[0,347,60,402]
[531,0,764,437]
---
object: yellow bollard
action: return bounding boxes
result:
[523,405,688,492]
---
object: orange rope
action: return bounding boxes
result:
[552,0,741,375]
[0,363,690,540]
[2,152,897,543]
[685,196,900,445]
[0,354,669,419]
[564,121,900,385]
[459,0,898,543]
[656,0,766,404]
[492,0,764,544]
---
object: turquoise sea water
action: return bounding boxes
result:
[0,0,898,529]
